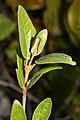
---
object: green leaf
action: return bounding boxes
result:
[10,100,27,120]
[32,98,52,120]
[27,74,42,90]
[18,5,36,59]
[35,53,76,66]
[17,54,23,70]
[16,54,24,88]
[16,69,24,88]
[31,29,48,56]
[27,66,62,89]
[0,13,15,41]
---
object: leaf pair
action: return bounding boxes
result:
[16,53,76,89]
[27,53,76,89]
[18,5,48,60]
[11,98,52,120]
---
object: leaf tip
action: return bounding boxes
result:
[14,99,19,104]
[46,97,52,103]
[42,97,52,108]
[43,29,48,37]
[72,61,76,66]
[44,28,48,33]
[12,99,21,107]
[59,66,63,69]
[18,5,22,10]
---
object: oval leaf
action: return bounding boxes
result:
[18,5,36,59]
[27,66,62,90]
[31,29,48,56]
[16,69,24,88]
[32,98,52,120]
[10,100,27,120]
[35,53,76,66]
[0,13,15,41]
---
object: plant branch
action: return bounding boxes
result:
[22,58,36,111]
[22,37,40,111]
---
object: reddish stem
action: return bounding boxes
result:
[22,87,27,112]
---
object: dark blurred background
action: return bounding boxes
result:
[0,0,80,120]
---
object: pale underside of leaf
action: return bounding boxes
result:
[10,100,27,120]
[31,29,48,56]
[18,5,36,59]
[27,66,62,90]
[32,98,52,120]
[35,53,76,66]
[37,29,48,55]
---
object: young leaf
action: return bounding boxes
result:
[27,66,62,90]
[32,98,52,120]
[10,100,27,120]
[31,29,48,56]
[18,5,36,59]
[16,69,24,88]
[35,53,76,66]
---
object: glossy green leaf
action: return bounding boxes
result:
[18,5,36,59]
[0,13,15,41]
[16,69,24,88]
[31,29,48,56]
[32,98,52,120]
[36,53,76,66]
[27,66,62,90]
[10,100,27,120]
